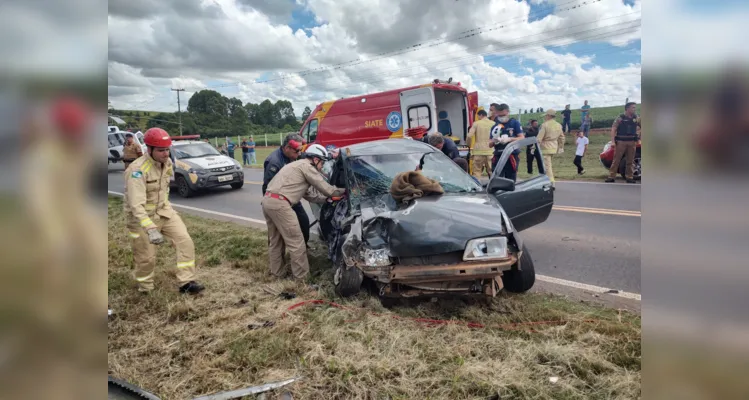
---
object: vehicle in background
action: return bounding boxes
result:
[599,140,642,180]
[299,79,480,151]
[310,137,554,305]
[168,137,244,198]
[107,126,146,164]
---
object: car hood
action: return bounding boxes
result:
[179,156,236,170]
[357,193,513,258]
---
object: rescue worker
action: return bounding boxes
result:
[262,144,345,280]
[262,134,311,245]
[605,102,641,183]
[489,103,524,181]
[122,132,143,170]
[466,109,495,180]
[125,127,204,294]
[535,109,565,185]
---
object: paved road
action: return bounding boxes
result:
[108,165,641,293]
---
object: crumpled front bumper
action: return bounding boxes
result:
[387,256,518,284]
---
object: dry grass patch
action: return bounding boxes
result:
[107,197,640,399]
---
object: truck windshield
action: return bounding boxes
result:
[172,143,221,159]
[346,152,481,201]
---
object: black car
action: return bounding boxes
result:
[311,137,554,302]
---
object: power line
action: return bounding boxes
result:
[199,0,618,90]
[191,10,639,92]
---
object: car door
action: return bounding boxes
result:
[487,137,553,232]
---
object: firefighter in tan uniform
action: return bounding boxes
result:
[125,128,204,294]
[262,144,345,280]
[122,132,143,170]
[467,109,495,179]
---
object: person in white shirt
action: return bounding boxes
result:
[573,130,589,175]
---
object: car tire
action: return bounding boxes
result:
[333,260,363,298]
[230,181,244,189]
[176,175,195,198]
[619,154,642,180]
[502,244,536,293]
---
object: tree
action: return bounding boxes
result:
[539,107,544,112]
[524,109,528,114]
[301,106,312,122]
[275,99,297,128]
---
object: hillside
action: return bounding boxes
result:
[517,104,641,130]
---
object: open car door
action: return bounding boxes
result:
[486,137,554,232]
[309,157,343,241]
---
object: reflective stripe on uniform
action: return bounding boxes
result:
[142,159,153,173]
[128,232,140,239]
[177,260,195,269]
[140,218,154,227]
[135,272,155,282]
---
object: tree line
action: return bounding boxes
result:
[109,90,315,138]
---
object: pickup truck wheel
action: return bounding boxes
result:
[176,175,195,198]
[502,244,536,293]
[230,181,244,189]
[333,261,363,298]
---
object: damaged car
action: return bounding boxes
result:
[311,137,554,302]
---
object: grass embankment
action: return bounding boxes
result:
[107,197,640,399]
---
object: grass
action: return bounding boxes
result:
[517,104,641,128]
[107,196,641,399]
[517,132,612,182]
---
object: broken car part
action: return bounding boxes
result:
[191,377,302,400]
[108,376,162,400]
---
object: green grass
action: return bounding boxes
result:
[517,133,612,182]
[107,196,641,399]
[517,104,641,128]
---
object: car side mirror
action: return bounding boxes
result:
[487,177,515,193]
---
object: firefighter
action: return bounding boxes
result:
[122,132,143,170]
[262,133,311,245]
[262,144,345,280]
[605,102,641,183]
[125,127,204,294]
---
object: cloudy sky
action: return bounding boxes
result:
[108,0,642,116]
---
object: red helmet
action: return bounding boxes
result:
[51,95,90,138]
[144,127,172,147]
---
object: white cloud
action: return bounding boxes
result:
[108,0,642,115]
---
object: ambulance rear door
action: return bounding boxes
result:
[399,87,435,134]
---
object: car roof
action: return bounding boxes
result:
[343,139,436,157]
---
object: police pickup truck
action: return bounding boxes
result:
[168,138,244,197]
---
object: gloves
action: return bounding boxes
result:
[147,229,164,245]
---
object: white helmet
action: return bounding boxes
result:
[305,144,328,160]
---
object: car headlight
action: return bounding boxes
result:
[463,237,508,261]
[361,248,391,267]
[189,168,207,175]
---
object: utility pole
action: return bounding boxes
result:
[171,88,185,135]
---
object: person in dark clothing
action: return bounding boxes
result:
[561,105,572,133]
[524,119,543,174]
[425,133,460,160]
[605,102,641,183]
[489,103,524,182]
[263,133,311,245]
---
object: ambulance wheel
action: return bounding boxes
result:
[230,182,244,189]
[502,244,535,293]
[176,175,195,198]
[333,260,363,298]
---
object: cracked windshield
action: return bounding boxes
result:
[347,152,482,202]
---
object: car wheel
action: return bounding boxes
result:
[176,175,194,198]
[502,244,536,293]
[230,181,244,189]
[333,260,363,298]
[619,156,642,180]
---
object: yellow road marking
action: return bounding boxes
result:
[553,205,640,217]
[244,181,263,185]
